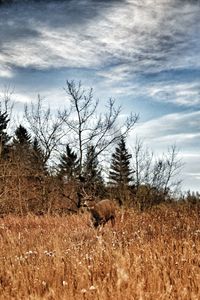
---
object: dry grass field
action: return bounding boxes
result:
[0,204,199,300]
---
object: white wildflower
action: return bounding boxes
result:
[44,250,55,257]
[62,281,67,286]
[42,281,47,287]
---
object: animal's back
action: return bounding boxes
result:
[94,199,115,220]
[85,198,116,227]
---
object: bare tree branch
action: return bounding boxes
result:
[60,80,139,174]
[24,95,67,163]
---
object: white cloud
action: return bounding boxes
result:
[0,54,14,78]
[133,110,200,150]
[0,0,200,74]
[0,0,200,109]
[0,67,13,78]
[11,92,32,104]
[146,81,200,107]
[180,152,200,191]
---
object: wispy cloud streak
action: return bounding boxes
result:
[132,110,200,177]
[0,0,200,75]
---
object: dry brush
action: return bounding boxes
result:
[0,204,199,299]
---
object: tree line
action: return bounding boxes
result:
[0,81,197,215]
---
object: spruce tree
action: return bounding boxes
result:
[13,124,32,158]
[14,124,31,145]
[82,145,105,196]
[11,124,33,169]
[0,110,10,159]
[32,137,46,174]
[13,127,46,175]
[58,144,80,181]
[109,136,134,187]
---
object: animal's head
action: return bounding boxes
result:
[82,198,95,210]
[81,189,95,209]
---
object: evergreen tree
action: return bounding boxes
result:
[32,137,46,174]
[58,144,80,181]
[11,124,33,168]
[32,137,44,161]
[109,136,134,187]
[12,127,46,176]
[0,110,10,159]
[14,124,31,146]
[13,124,32,157]
[82,145,104,195]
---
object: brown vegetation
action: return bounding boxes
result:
[0,203,199,299]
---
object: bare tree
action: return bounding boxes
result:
[132,140,183,194]
[60,80,138,174]
[151,145,183,195]
[0,86,14,159]
[0,85,14,114]
[131,141,183,209]
[132,138,153,189]
[24,95,66,164]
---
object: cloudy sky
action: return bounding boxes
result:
[0,0,200,191]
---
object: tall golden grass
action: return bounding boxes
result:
[0,204,199,299]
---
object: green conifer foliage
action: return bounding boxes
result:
[14,124,31,145]
[109,136,134,205]
[13,124,31,156]
[82,145,105,196]
[58,144,80,181]
[109,136,134,187]
[11,124,33,169]
[0,111,10,159]
[32,137,46,174]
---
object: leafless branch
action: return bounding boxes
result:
[24,95,66,163]
[60,81,138,173]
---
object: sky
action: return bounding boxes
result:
[0,0,200,191]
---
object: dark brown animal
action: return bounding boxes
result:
[84,199,116,228]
